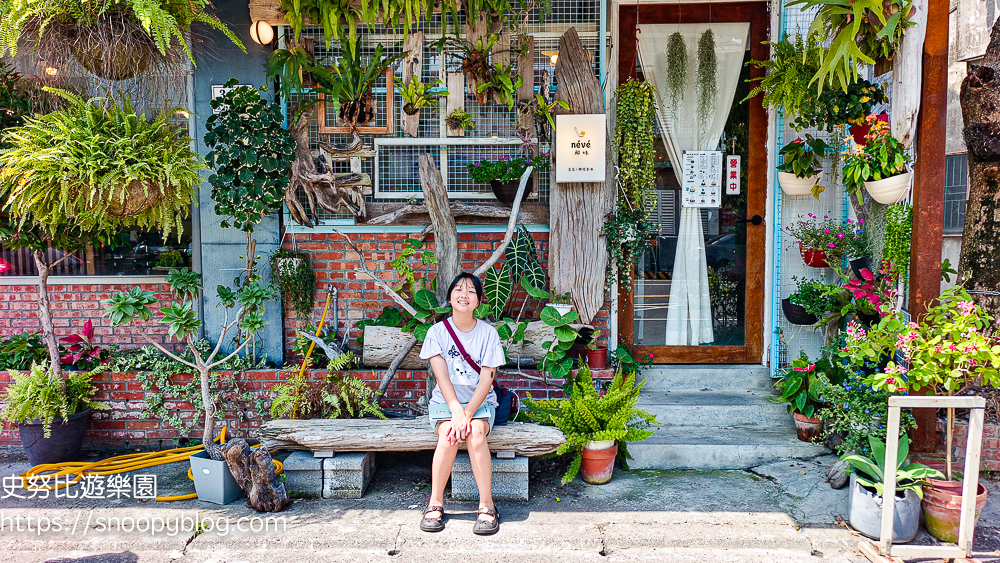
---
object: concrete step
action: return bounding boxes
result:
[638,365,774,392]
[627,425,828,470]
[637,391,789,427]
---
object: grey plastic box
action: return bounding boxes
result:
[190,451,243,505]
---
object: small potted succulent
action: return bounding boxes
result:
[843,115,913,204]
[467,154,551,204]
[784,213,851,268]
[777,135,829,198]
[585,330,607,370]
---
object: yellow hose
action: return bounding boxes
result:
[292,288,333,419]
[18,427,283,502]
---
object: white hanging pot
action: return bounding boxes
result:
[778,171,823,196]
[864,172,911,204]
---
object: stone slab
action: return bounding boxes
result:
[449,453,528,502]
[283,450,323,498]
[323,452,375,499]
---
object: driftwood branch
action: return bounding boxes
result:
[474,166,533,276]
[366,202,520,225]
[420,154,459,306]
[330,228,425,320]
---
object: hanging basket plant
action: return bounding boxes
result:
[665,32,688,120]
[696,29,718,135]
[270,249,316,319]
[613,78,657,210]
[331,40,405,127]
[0,0,244,82]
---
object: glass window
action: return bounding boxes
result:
[943,153,968,235]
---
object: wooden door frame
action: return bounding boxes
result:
[616,1,769,364]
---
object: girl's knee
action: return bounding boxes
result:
[468,422,489,447]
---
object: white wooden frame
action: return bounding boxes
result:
[871,395,986,560]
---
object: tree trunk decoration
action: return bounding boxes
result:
[221,438,292,512]
[959,17,1000,317]
[32,250,64,388]
[549,28,614,324]
[285,108,367,226]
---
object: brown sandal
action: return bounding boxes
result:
[420,504,445,532]
[472,506,500,535]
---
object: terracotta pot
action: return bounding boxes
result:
[778,171,823,196]
[921,482,988,543]
[18,409,92,466]
[792,412,823,443]
[781,298,819,326]
[586,347,608,369]
[799,244,833,268]
[864,172,911,205]
[913,459,965,494]
[490,177,534,205]
[580,440,618,485]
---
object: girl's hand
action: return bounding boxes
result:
[449,407,471,442]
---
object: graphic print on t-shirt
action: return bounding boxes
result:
[447,344,479,385]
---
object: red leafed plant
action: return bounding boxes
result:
[59,320,110,371]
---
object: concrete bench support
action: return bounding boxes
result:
[450,453,529,502]
[323,452,375,499]
[283,451,324,498]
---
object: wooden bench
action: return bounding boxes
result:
[260,419,566,501]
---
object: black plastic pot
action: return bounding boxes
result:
[850,257,873,280]
[18,409,92,466]
[490,177,534,204]
[856,312,881,326]
[781,298,819,325]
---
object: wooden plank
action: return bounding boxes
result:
[446,72,466,137]
[959,407,986,555]
[548,27,612,325]
[316,149,377,160]
[420,153,459,306]
[857,540,902,563]
[361,202,549,226]
[259,419,567,456]
[401,32,423,138]
[885,544,967,559]
[517,35,536,134]
[888,396,986,408]
[362,325,425,369]
[492,30,510,106]
[879,406,903,554]
[464,14,489,101]
[316,69,394,135]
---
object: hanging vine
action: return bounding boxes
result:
[665,32,688,120]
[696,29,718,136]
[613,78,657,211]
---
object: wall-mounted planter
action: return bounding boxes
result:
[864,172,911,205]
[799,244,833,268]
[490,177,534,204]
[781,298,819,326]
[777,171,822,197]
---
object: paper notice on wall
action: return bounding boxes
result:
[681,150,723,208]
[726,155,741,195]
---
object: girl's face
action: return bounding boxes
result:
[450,278,480,313]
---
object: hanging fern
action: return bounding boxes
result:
[613,79,657,212]
[665,32,688,120]
[696,29,718,136]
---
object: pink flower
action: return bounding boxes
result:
[957,301,975,315]
[829,243,836,248]
[824,228,831,233]
[793,364,816,373]
[847,219,853,224]
[837,233,844,239]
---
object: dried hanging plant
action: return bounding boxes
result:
[665,32,688,120]
[696,29,718,136]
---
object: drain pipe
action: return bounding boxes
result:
[185,58,204,340]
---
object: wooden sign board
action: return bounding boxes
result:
[554,114,606,183]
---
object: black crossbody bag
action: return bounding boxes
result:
[442,319,518,426]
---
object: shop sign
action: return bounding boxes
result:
[555,114,606,183]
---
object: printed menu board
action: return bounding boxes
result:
[681,150,723,208]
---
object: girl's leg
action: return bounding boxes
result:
[466,419,495,521]
[428,421,459,519]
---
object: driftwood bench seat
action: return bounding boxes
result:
[259,418,566,456]
[261,419,566,501]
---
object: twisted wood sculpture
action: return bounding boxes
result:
[285,107,367,226]
[221,438,292,512]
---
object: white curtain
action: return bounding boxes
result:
[637,23,749,345]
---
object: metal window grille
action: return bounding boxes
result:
[944,153,968,234]
[281,0,607,224]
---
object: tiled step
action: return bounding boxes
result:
[627,425,828,470]
[638,365,774,392]
[637,391,790,427]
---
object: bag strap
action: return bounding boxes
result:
[443,318,483,374]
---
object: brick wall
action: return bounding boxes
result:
[937,419,1000,472]
[281,230,612,356]
[0,367,574,448]
[0,283,183,351]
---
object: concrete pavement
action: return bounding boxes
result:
[0,448,996,562]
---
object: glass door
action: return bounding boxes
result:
[617,2,769,363]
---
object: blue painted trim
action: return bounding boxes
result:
[600,0,607,106]
[769,1,788,379]
[284,224,551,234]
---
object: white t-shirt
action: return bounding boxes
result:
[419,318,504,406]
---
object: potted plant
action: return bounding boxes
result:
[777,135,829,198]
[742,33,822,121]
[155,250,184,271]
[842,220,872,278]
[848,112,889,146]
[530,94,571,142]
[843,115,913,204]
[467,154,550,204]
[0,363,110,466]
[446,108,475,132]
[793,81,887,135]
[585,330,608,370]
[524,364,659,484]
[103,268,276,503]
[601,205,658,294]
[0,0,243,80]
[330,41,407,127]
[784,213,851,268]
[546,291,574,315]
[270,248,316,320]
[775,354,825,442]
[476,61,523,109]
[862,287,1000,542]
[841,434,943,543]
[395,76,448,116]
[782,277,836,325]
[438,32,502,105]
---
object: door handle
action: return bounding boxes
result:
[741,215,764,226]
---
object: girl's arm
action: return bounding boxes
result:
[429,355,471,441]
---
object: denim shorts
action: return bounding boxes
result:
[428,403,496,437]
